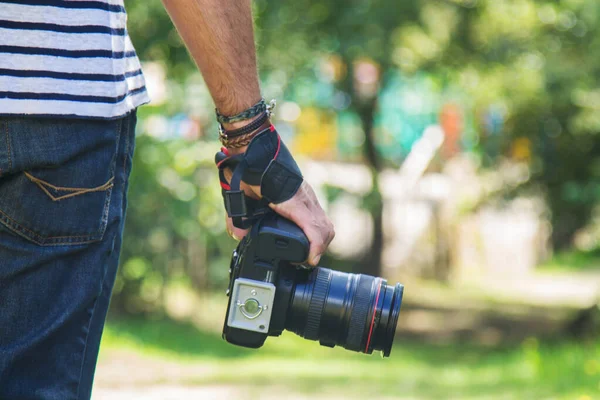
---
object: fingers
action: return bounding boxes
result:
[222,167,335,266]
[270,181,335,266]
[225,215,250,241]
[224,166,262,199]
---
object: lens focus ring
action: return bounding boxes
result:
[345,275,375,352]
[303,268,330,340]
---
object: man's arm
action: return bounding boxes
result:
[161,0,335,266]
[161,0,259,117]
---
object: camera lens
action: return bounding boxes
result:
[285,268,404,357]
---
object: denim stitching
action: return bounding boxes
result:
[4,120,12,170]
[74,263,108,400]
[0,207,104,243]
[97,118,122,246]
[123,118,129,172]
[24,172,114,192]
[75,112,124,399]
[0,208,100,245]
[24,172,114,202]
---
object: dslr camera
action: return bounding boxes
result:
[222,212,404,357]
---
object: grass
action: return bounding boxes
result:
[100,316,600,400]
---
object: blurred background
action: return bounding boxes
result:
[94,0,600,399]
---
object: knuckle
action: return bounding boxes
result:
[327,219,335,231]
[324,220,334,234]
[314,242,327,254]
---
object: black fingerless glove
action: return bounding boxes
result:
[215,126,303,229]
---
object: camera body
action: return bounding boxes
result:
[223,213,309,348]
[222,212,404,356]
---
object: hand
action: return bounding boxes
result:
[222,156,335,267]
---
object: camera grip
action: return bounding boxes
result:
[256,213,309,264]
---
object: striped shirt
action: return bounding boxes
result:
[0,0,150,120]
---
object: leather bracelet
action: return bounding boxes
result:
[219,111,269,140]
[220,121,272,148]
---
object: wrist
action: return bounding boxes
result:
[216,97,266,126]
[217,99,276,151]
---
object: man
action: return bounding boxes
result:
[0,0,335,398]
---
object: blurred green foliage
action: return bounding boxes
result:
[116,0,600,312]
[540,248,600,272]
[112,128,236,314]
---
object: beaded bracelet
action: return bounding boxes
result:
[215,99,264,125]
[215,98,276,125]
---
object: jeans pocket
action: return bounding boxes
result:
[0,117,122,246]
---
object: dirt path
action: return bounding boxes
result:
[94,350,212,387]
[93,386,406,400]
[93,386,245,400]
[92,351,312,400]
[92,350,405,400]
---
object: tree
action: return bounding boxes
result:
[438,0,600,248]
[124,0,600,292]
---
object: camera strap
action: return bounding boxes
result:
[215,126,303,229]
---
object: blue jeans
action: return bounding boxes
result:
[0,112,137,399]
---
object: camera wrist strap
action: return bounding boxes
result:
[215,126,304,229]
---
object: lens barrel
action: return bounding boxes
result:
[286,268,404,357]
